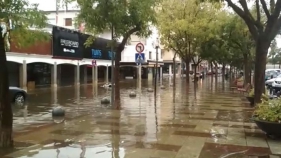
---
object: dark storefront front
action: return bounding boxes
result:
[27,63,52,88]
[52,26,84,86]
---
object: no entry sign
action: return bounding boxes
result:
[135,42,144,53]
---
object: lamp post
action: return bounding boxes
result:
[153,38,159,98]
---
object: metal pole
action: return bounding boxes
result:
[138,63,142,81]
[154,46,158,98]
[111,25,115,106]
[56,0,59,25]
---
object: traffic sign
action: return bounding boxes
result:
[92,59,97,66]
[135,43,144,53]
[135,53,145,65]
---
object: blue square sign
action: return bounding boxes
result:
[135,53,145,65]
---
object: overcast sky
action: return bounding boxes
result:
[29,0,78,11]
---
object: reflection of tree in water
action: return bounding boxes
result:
[80,141,86,158]
[12,105,28,118]
[111,112,120,158]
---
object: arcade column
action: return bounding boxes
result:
[169,64,172,76]
[83,66,88,84]
[51,62,57,88]
[19,60,27,90]
[74,64,80,85]
[105,65,109,83]
[92,66,98,84]
[160,66,163,84]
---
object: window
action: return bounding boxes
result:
[64,18,72,26]
[149,51,152,59]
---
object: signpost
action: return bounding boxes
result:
[135,43,144,98]
[136,42,144,53]
[135,43,145,90]
[135,53,145,80]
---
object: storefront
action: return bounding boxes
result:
[52,26,84,86]
[81,34,113,82]
[27,63,52,88]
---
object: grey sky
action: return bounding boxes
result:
[29,0,78,11]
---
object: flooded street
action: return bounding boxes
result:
[4,77,281,158]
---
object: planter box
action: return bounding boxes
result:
[253,118,281,138]
[246,96,254,106]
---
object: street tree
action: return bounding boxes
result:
[157,0,220,82]
[74,0,158,106]
[0,0,48,148]
[224,15,255,85]
[212,0,281,103]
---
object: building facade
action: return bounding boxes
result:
[7,25,113,90]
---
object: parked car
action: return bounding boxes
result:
[266,74,281,87]
[9,87,27,105]
[271,77,281,93]
[265,70,280,81]
[266,69,281,73]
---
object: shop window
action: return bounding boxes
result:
[64,18,72,26]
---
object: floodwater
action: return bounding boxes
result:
[3,77,281,158]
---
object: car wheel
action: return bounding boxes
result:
[14,93,25,106]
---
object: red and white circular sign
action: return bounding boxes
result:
[135,42,144,53]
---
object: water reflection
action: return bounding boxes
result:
[9,78,271,158]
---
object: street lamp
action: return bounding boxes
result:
[153,38,160,97]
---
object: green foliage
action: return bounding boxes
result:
[248,88,269,99]
[0,0,49,50]
[199,13,255,67]
[74,0,158,47]
[254,98,281,123]
[157,0,221,61]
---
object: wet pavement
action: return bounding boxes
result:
[3,77,281,158]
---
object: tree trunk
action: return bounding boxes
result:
[0,32,14,148]
[214,62,218,78]
[193,64,197,82]
[185,59,190,83]
[254,39,270,104]
[229,66,232,84]
[222,63,225,79]
[114,47,122,108]
[243,54,251,86]
[210,62,213,76]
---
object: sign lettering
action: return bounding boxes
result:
[60,39,79,48]
[92,49,102,58]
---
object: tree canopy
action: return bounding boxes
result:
[74,0,159,105]
[219,0,281,103]
[75,0,159,47]
[0,0,49,49]
[157,0,220,61]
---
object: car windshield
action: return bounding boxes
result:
[277,74,281,78]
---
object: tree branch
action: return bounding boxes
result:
[268,17,281,40]
[260,0,271,19]
[225,0,259,40]
[256,0,261,23]
[120,25,141,47]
